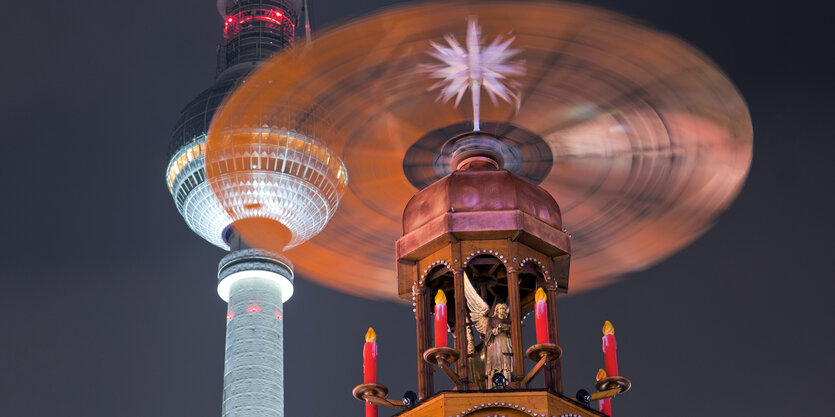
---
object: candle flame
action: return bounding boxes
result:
[596,368,607,381]
[365,327,376,343]
[535,287,547,303]
[603,320,615,335]
[435,289,447,304]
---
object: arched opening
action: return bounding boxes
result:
[464,254,508,308]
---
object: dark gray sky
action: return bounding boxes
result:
[1,1,832,416]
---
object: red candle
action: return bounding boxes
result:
[534,288,550,344]
[602,320,619,377]
[434,290,448,347]
[363,327,378,417]
[596,368,612,416]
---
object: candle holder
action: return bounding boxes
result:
[423,347,463,388]
[521,343,563,386]
[590,375,632,401]
[352,383,408,409]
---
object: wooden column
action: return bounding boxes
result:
[415,285,434,399]
[453,268,469,387]
[506,267,525,386]
[546,286,563,393]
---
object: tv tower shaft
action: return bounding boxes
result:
[218,249,294,417]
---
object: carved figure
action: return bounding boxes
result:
[465,325,486,389]
[464,273,513,387]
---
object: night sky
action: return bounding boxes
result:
[1,1,832,416]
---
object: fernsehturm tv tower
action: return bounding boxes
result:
[164,1,342,417]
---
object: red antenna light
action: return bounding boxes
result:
[226,310,234,320]
[248,304,261,313]
[275,309,283,320]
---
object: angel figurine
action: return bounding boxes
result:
[464,272,513,387]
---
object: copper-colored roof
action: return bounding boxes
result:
[403,167,562,234]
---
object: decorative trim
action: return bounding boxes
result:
[519,257,552,282]
[463,249,507,266]
[447,401,553,417]
[418,259,452,286]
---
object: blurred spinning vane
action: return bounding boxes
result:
[206,1,753,300]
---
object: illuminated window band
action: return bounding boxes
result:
[218,270,294,303]
[224,9,295,37]
[167,141,205,191]
[166,132,344,191]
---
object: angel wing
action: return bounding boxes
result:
[464,272,490,335]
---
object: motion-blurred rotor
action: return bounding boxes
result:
[208,1,753,299]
